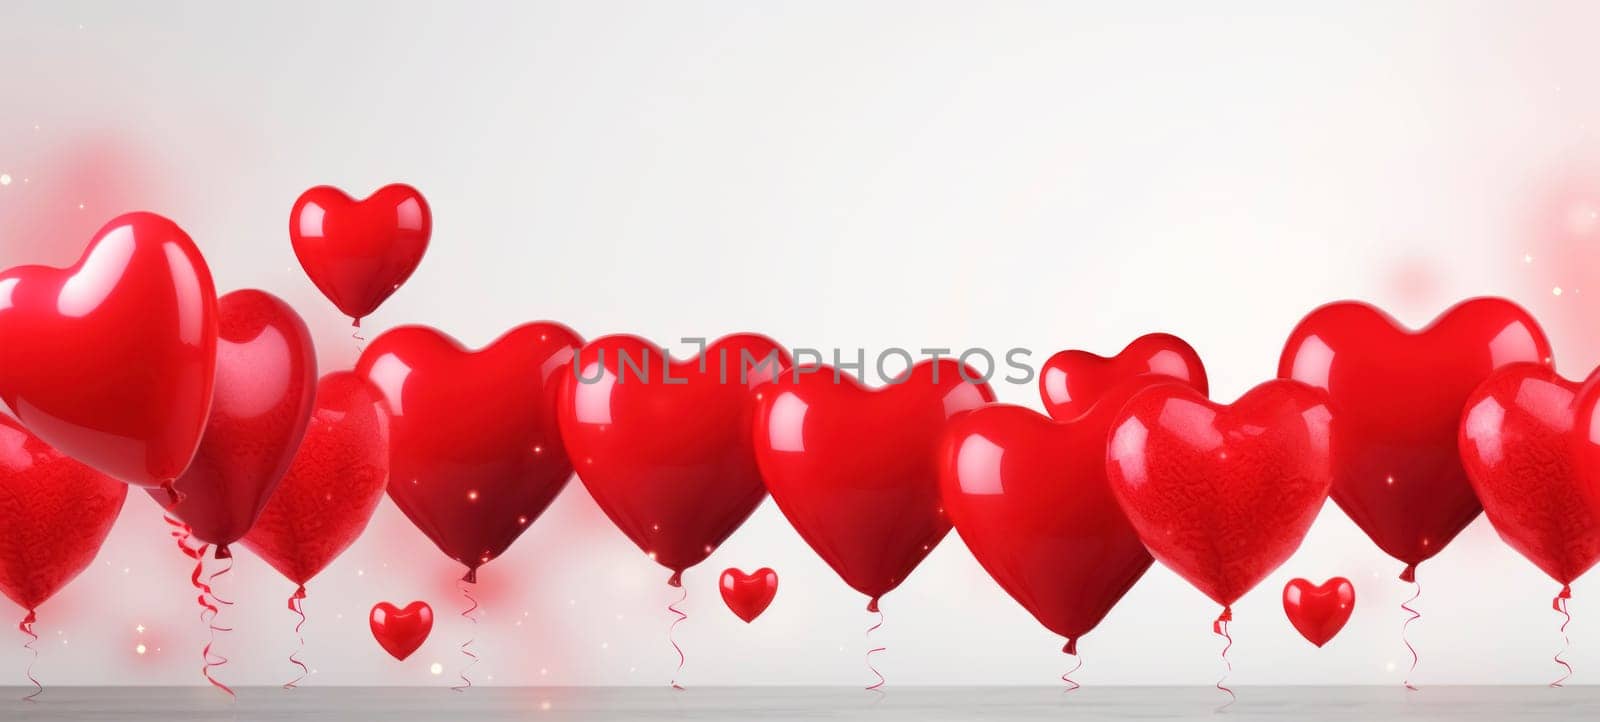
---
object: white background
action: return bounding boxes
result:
[3,0,1600,688]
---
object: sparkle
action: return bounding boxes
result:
[468,490,479,501]
[1524,253,1534,263]
[429,662,443,675]
[135,624,145,634]
[1554,286,1564,296]
[77,202,85,209]
[1385,475,1395,486]
[135,643,147,655]
[540,701,552,711]
[0,174,10,185]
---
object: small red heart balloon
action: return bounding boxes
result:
[753,360,994,609]
[1460,364,1600,586]
[559,334,788,585]
[357,323,582,581]
[1038,333,1208,421]
[1282,577,1355,647]
[720,567,779,623]
[156,290,317,552]
[369,601,433,661]
[0,212,218,489]
[1280,298,1551,578]
[242,372,390,589]
[290,184,430,325]
[1106,379,1334,609]
[0,415,128,612]
[941,377,1167,653]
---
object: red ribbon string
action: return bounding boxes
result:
[452,578,479,692]
[1061,647,1083,692]
[1400,571,1422,691]
[164,515,233,698]
[666,583,688,690]
[1213,606,1235,710]
[353,326,366,354]
[284,585,310,689]
[18,609,40,702]
[865,606,886,692]
[1552,584,1574,688]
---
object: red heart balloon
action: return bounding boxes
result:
[719,567,779,623]
[940,377,1164,653]
[357,323,582,581]
[1280,298,1551,578]
[753,360,994,609]
[1460,364,1600,586]
[1282,577,1355,647]
[369,600,433,661]
[559,334,788,585]
[1039,333,1209,420]
[156,290,317,552]
[0,212,218,489]
[290,184,430,325]
[0,415,127,612]
[242,372,390,590]
[1106,379,1334,610]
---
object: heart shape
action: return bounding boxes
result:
[1039,333,1208,421]
[242,372,390,590]
[940,377,1164,653]
[720,567,779,623]
[1280,298,1551,578]
[1460,363,1600,586]
[357,322,582,581]
[0,212,218,488]
[559,334,788,585]
[1282,577,1355,647]
[1106,379,1334,609]
[290,184,430,325]
[157,290,317,552]
[369,600,433,661]
[0,415,128,612]
[753,360,994,609]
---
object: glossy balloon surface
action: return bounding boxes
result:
[290,184,430,324]
[0,415,128,611]
[1279,298,1551,574]
[1282,577,1355,648]
[159,290,317,550]
[559,334,788,583]
[1039,333,1208,420]
[719,567,779,623]
[357,322,581,580]
[1461,363,1600,585]
[0,212,218,488]
[753,360,994,608]
[941,377,1162,651]
[1107,380,1334,607]
[242,372,390,587]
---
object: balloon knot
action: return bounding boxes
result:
[1212,606,1233,634]
[352,317,362,328]
[161,481,182,509]
[292,584,307,601]
[1063,637,1078,655]
[668,570,683,588]
[867,596,880,613]
[461,567,477,584]
[1560,584,1573,600]
[214,544,232,560]
[1399,564,1416,583]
